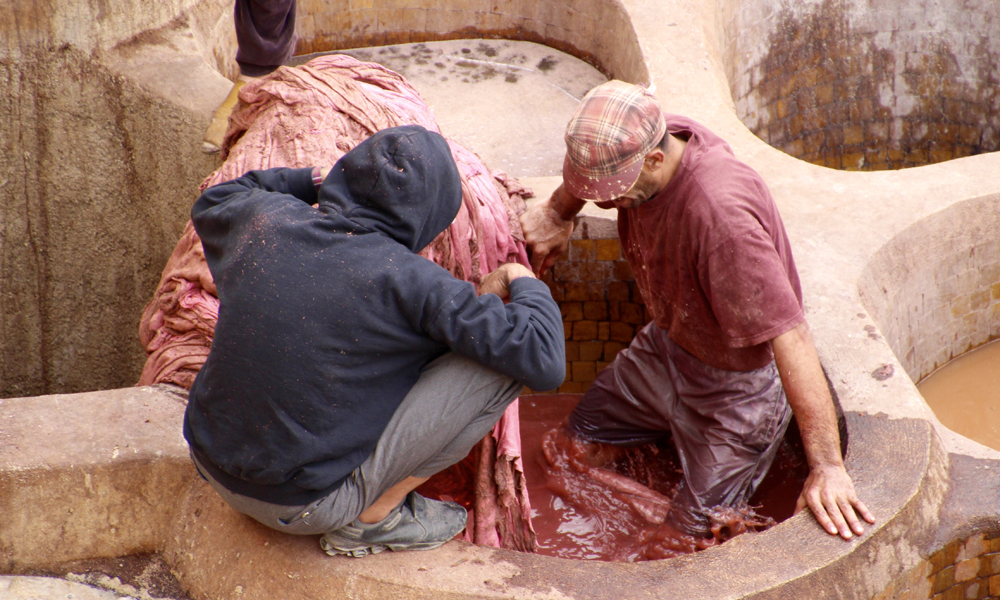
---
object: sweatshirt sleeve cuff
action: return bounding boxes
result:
[284,167,320,203]
[509,275,551,297]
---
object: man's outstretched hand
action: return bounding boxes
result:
[772,321,875,541]
[795,463,875,540]
[519,185,582,276]
[479,263,535,299]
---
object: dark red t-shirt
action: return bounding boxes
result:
[618,115,804,372]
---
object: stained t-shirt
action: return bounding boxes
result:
[617,115,803,372]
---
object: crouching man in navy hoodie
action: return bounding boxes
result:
[184,125,565,557]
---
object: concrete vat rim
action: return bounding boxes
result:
[0,386,943,600]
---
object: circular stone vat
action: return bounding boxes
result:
[721,0,1000,170]
[519,394,812,561]
[856,192,1000,599]
[859,191,1000,449]
[1,384,936,600]
[858,193,1000,384]
[292,39,608,177]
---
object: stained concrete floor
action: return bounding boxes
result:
[0,577,124,600]
[1,574,184,600]
[5,554,192,600]
[292,39,607,177]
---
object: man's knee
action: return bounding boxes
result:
[423,352,522,413]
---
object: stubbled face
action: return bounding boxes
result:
[610,168,661,209]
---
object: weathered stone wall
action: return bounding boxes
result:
[0,1,228,398]
[1,0,219,60]
[858,194,1000,383]
[719,0,999,170]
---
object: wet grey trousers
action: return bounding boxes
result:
[568,322,792,536]
[192,352,522,535]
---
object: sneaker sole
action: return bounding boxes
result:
[320,536,452,558]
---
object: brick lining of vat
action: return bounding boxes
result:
[874,532,1000,600]
[723,0,1000,171]
[521,237,651,394]
[858,195,1000,382]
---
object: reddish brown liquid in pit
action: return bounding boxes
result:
[520,394,809,562]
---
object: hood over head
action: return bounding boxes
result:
[318,125,462,252]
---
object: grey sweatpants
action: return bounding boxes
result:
[568,323,792,536]
[193,352,522,534]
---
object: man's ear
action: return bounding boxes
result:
[644,148,665,171]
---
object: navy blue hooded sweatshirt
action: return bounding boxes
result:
[184,126,565,506]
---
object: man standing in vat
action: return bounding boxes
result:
[520,80,875,541]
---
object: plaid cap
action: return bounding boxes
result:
[563,80,666,202]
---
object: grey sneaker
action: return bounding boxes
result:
[320,492,467,557]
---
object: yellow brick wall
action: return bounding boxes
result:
[858,196,1000,383]
[873,532,1000,600]
[523,238,650,394]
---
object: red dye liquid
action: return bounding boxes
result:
[520,394,809,562]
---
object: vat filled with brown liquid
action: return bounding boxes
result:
[918,340,1000,452]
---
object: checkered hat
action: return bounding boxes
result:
[563,80,667,202]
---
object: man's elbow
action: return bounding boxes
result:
[192,180,252,217]
[524,354,566,392]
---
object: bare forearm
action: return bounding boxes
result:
[771,321,843,469]
[519,183,583,276]
[549,183,587,221]
[771,319,875,538]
